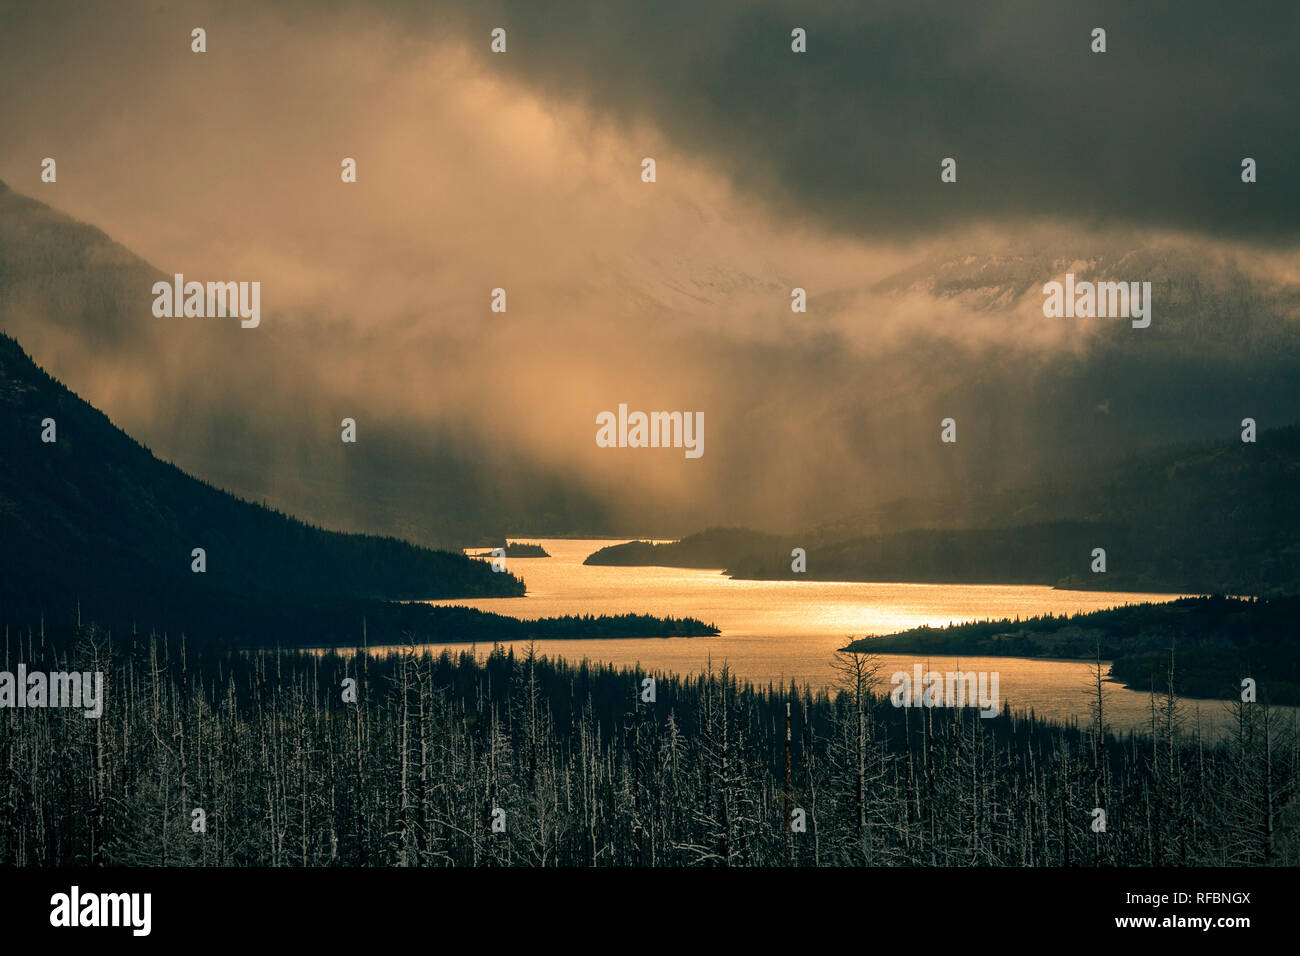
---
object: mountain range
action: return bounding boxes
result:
[587,422,1300,595]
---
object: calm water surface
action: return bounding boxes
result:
[420,538,1278,739]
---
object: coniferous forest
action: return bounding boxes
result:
[3,624,1295,867]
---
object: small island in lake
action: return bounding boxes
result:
[473,541,552,558]
[502,541,551,557]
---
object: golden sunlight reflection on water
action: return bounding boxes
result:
[416,539,1280,738]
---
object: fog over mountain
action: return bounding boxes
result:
[1,1,1297,545]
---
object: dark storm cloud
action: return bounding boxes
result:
[4,0,1296,243]
[384,0,1298,242]
[0,0,1297,544]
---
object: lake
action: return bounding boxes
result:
[422,538,1270,738]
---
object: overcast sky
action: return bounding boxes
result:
[1,0,1297,540]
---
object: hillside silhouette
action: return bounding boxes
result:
[586,426,1300,595]
[0,334,713,644]
[843,595,1300,705]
